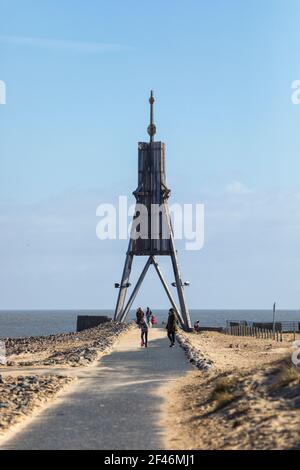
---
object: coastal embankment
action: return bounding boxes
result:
[0,321,131,439]
[164,330,300,450]
[5,321,131,367]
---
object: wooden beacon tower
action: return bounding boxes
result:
[114,91,192,331]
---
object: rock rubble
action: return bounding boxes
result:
[176,331,214,371]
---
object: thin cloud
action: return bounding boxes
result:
[225,181,253,195]
[0,35,132,53]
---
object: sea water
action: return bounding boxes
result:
[0,309,299,338]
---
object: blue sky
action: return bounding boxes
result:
[0,0,300,310]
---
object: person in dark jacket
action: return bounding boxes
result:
[140,317,149,347]
[146,307,152,325]
[136,307,144,326]
[194,320,200,332]
[166,308,178,347]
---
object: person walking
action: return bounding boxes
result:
[140,318,149,348]
[136,307,144,326]
[166,308,178,347]
[146,307,152,325]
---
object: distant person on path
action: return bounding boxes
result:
[151,313,157,326]
[166,308,178,347]
[136,307,144,326]
[140,318,149,348]
[194,320,200,333]
[146,307,152,325]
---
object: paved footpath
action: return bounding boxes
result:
[1,328,192,450]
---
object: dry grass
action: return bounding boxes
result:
[164,338,300,450]
[269,362,300,392]
[210,377,241,411]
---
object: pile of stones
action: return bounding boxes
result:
[176,331,214,371]
[0,374,74,433]
[4,322,132,367]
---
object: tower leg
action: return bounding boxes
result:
[119,256,152,322]
[151,256,184,327]
[114,240,134,322]
[170,236,192,331]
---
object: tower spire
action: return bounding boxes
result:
[147,90,156,143]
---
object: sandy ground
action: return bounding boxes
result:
[163,331,300,450]
[187,330,299,372]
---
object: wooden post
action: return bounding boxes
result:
[272,301,276,337]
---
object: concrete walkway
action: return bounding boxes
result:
[1,328,192,450]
